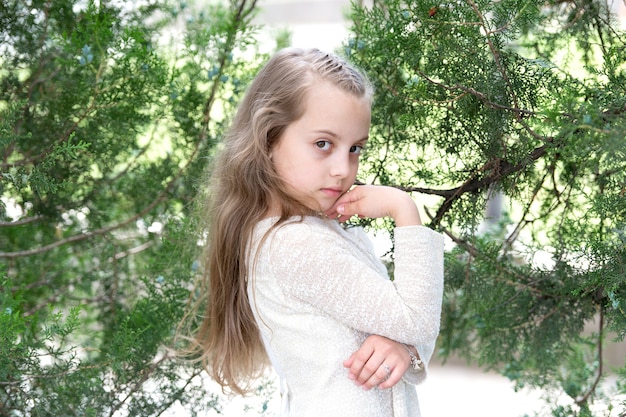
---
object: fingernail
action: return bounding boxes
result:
[348,373,355,380]
[338,205,344,214]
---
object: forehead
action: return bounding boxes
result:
[286,81,371,139]
[302,81,370,113]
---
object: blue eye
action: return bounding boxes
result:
[350,145,365,155]
[315,140,331,150]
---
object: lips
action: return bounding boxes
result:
[321,187,343,198]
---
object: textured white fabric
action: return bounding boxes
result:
[247,216,444,417]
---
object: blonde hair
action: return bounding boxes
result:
[191,48,373,394]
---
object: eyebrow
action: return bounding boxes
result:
[313,129,338,138]
[313,129,369,142]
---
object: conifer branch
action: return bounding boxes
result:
[575,307,605,408]
[0,215,45,227]
[430,210,543,295]
[399,142,549,226]
[467,0,521,118]
[199,0,258,144]
[0,201,159,259]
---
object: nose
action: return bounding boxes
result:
[329,151,352,178]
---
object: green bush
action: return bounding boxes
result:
[0,0,265,415]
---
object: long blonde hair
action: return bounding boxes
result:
[192,48,372,395]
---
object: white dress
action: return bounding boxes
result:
[247,216,444,417]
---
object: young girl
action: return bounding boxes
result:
[192,48,444,417]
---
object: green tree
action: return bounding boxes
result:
[0,0,266,415]
[346,0,625,415]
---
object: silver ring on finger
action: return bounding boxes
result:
[383,364,391,380]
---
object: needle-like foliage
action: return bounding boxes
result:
[0,0,267,415]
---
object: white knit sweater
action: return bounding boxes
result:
[247,216,444,417]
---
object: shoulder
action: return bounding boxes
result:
[258,216,340,240]
[253,216,351,259]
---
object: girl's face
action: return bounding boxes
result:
[271,81,371,213]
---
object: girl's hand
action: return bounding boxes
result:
[325,185,422,226]
[343,334,412,390]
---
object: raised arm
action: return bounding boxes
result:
[327,186,438,390]
[325,185,422,227]
[270,185,444,348]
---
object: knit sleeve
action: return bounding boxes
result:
[266,221,444,349]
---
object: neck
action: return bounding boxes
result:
[263,194,322,220]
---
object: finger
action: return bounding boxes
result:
[353,354,385,387]
[323,205,354,223]
[346,348,374,384]
[362,363,393,391]
[329,188,365,216]
[337,212,360,223]
[343,355,354,369]
[378,365,403,389]
[336,199,362,219]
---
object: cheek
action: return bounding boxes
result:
[269,145,290,174]
[350,159,360,174]
[273,157,305,185]
[272,161,289,182]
